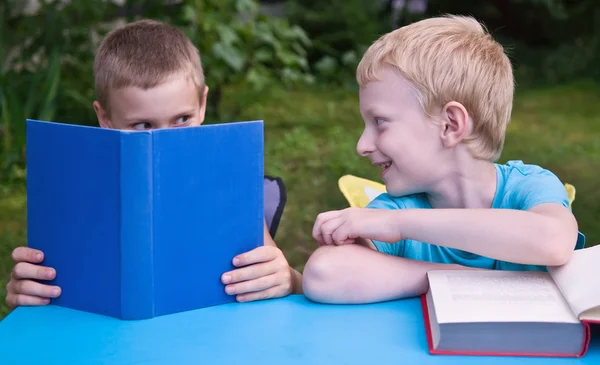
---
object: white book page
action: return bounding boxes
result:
[548,244,600,320]
[427,270,580,324]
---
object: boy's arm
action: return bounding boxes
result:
[398,203,578,266]
[302,244,475,304]
[314,203,578,267]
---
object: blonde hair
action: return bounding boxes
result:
[357,15,514,161]
[94,19,205,115]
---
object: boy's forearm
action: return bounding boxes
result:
[396,204,578,266]
[302,244,468,304]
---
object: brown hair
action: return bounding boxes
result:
[94,19,205,115]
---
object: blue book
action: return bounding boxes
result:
[25,119,264,320]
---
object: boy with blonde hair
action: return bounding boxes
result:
[6,19,302,309]
[303,15,584,304]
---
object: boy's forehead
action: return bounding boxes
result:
[359,71,422,113]
[108,77,200,119]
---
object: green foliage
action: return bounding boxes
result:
[286,0,390,86]
[177,0,313,119]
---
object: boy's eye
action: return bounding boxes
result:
[175,115,191,125]
[375,118,385,125]
[133,122,152,130]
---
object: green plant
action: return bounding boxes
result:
[286,0,390,86]
[179,0,313,120]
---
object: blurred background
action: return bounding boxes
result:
[1,0,599,318]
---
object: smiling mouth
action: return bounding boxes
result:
[374,161,392,170]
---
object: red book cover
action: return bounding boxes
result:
[420,294,598,358]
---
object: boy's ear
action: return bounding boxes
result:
[198,85,209,125]
[439,101,470,148]
[93,101,112,129]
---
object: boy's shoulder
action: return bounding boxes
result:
[495,159,558,181]
[494,160,570,210]
[366,191,431,211]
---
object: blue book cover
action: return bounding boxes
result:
[25,119,264,320]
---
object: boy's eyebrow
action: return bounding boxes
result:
[123,109,197,123]
[172,108,196,117]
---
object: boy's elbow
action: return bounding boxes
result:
[544,235,575,266]
[541,217,578,266]
[302,245,344,303]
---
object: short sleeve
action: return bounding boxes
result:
[509,164,570,211]
[365,193,405,256]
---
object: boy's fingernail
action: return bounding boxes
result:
[35,253,42,261]
[225,286,235,295]
[232,257,240,266]
[46,269,54,279]
[222,274,231,284]
[52,288,60,297]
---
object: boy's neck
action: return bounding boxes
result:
[425,152,498,210]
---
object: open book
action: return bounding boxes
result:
[422,244,600,357]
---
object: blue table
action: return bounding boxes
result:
[0,295,598,364]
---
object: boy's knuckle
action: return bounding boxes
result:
[260,276,271,289]
[12,263,25,279]
[15,280,25,295]
[5,294,14,307]
[36,267,46,279]
[11,247,22,262]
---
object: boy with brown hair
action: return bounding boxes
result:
[5,19,302,309]
[303,15,584,304]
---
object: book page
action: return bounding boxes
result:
[580,306,600,322]
[427,270,580,324]
[547,244,600,319]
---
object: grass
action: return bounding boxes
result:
[1,80,599,320]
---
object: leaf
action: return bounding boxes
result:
[216,24,240,46]
[254,49,273,62]
[235,0,258,15]
[212,42,246,72]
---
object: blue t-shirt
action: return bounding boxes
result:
[366,160,586,271]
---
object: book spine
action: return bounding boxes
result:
[119,131,155,320]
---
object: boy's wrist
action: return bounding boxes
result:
[391,208,429,243]
[290,267,303,294]
[383,208,415,243]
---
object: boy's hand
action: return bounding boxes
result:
[5,247,62,309]
[312,208,402,246]
[221,246,294,302]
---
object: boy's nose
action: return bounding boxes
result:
[356,130,375,157]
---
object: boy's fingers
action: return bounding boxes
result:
[319,216,344,245]
[236,285,286,303]
[11,247,43,263]
[232,246,278,267]
[11,262,55,281]
[226,273,281,297]
[9,279,61,299]
[312,211,340,241]
[222,260,277,285]
[332,224,354,245]
[6,293,51,308]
